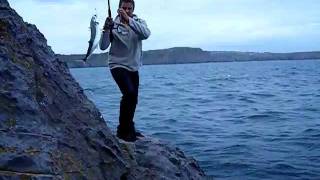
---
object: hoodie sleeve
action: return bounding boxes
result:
[99,30,111,50]
[129,17,151,40]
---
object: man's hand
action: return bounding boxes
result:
[118,8,130,24]
[103,17,114,31]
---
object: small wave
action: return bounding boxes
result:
[163,118,178,123]
[84,86,111,95]
[209,85,219,90]
[223,144,250,150]
[265,110,286,116]
[301,128,320,137]
[153,76,167,80]
[199,98,214,104]
[304,107,319,112]
[238,96,256,103]
[271,163,301,171]
[288,71,299,75]
[163,82,175,86]
[180,103,193,108]
[152,131,176,139]
[176,87,191,93]
[283,137,319,150]
[298,93,315,97]
[246,110,285,120]
[185,97,199,101]
[237,133,260,139]
[177,141,197,147]
[216,108,228,112]
[221,144,253,156]
[303,128,319,133]
[251,92,276,98]
[152,93,170,97]
[184,97,213,104]
[205,76,244,84]
[247,114,272,119]
[220,162,252,169]
[265,137,286,142]
[221,93,236,99]
[263,164,312,179]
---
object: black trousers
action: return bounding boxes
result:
[110,67,139,139]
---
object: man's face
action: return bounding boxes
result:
[120,2,134,17]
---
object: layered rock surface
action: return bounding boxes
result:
[0,0,206,179]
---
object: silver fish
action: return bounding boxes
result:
[83,14,100,62]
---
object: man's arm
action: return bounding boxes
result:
[100,17,113,50]
[99,31,111,50]
[128,18,151,40]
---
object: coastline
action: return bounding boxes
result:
[57,48,320,69]
[64,57,320,69]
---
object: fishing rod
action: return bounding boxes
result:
[107,0,114,41]
[108,0,112,18]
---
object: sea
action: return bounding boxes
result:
[70,60,320,179]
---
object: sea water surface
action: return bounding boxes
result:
[70,60,320,179]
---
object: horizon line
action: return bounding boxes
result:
[57,47,320,56]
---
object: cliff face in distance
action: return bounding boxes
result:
[0,1,205,179]
[58,47,320,68]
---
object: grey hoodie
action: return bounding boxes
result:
[100,15,151,71]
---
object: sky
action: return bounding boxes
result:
[8,0,320,54]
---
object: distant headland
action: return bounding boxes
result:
[57,47,320,68]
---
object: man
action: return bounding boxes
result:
[100,0,151,142]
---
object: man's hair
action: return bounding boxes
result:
[119,0,135,10]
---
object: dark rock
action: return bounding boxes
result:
[129,137,206,179]
[0,0,9,8]
[0,0,206,179]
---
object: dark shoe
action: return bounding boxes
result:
[118,135,136,142]
[117,129,137,142]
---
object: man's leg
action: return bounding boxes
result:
[130,70,144,137]
[110,68,138,141]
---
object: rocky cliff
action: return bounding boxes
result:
[0,1,206,179]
